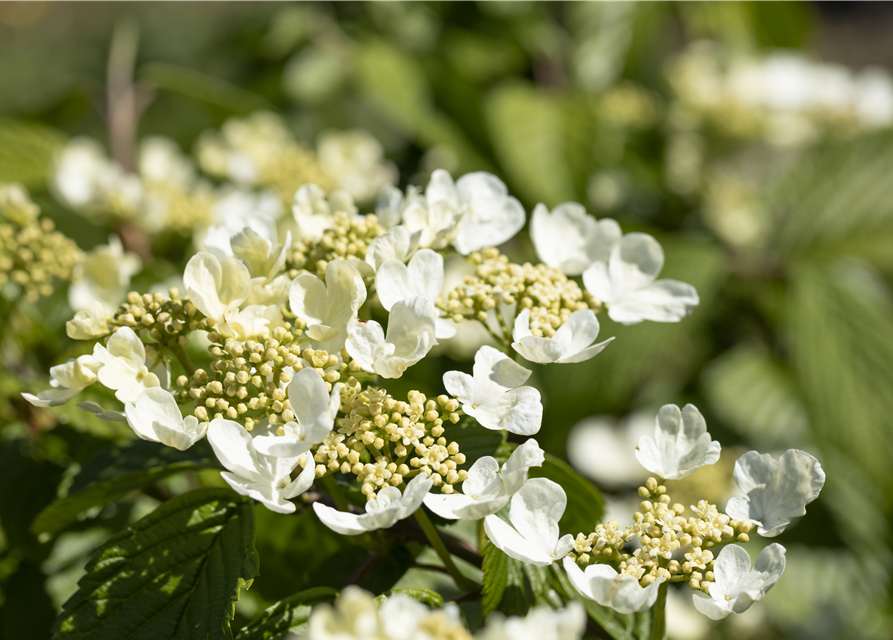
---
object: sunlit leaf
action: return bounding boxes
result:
[236,587,337,640]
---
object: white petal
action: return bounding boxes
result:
[635,404,720,480]
[124,387,204,450]
[507,478,565,558]
[283,453,317,499]
[207,419,264,481]
[484,514,554,566]
[376,250,444,311]
[563,559,663,614]
[313,503,370,535]
[606,280,700,325]
[582,261,614,305]
[471,387,542,435]
[21,387,82,408]
[500,439,546,495]
[609,233,664,295]
[473,345,532,390]
[365,225,414,271]
[345,319,389,373]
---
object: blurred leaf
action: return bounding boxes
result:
[53,488,257,640]
[566,3,638,91]
[235,587,337,640]
[33,439,220,537]
[443,29,526,83]
[0,119,66,189]
[484,82,577,206]
[0,560,55,640]
[701,344,809,447]
[141,63,272,114]
[374,587,444,607]
[442,418,504,470]
[529,454,604,536]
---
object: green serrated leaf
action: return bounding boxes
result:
[481,541,536,618]
[53,488,258,640]
[552,564,634,640]
[32,439,220,537]
[529,454,604,537]
[0,119,66,188]
[235,587,338,640]
[374,587,444,608]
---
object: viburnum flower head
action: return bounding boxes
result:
[345,296,437,379]
[562,557,665,614]
[424,439,545,520]
[483,478,574,567]
[92,326,168,403]
[207,418,317,514]
[313,473,433,535]
[635,403,721,480]
[443,346,543,436]
[692,544,786,620]
[184,251,252,337]
[476,602,586,640]
[21,355,100,408]
[582,232,699,325]
[252,368,341,457]
[530,202,621,276]
[725,449,825,537]
[124,387,208,450]
[289,258,367,349]
[511,308,613,364]
[376,248,455,339]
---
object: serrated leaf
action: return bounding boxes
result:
[235,587,338,640]
[481,540,535,618]
[53,488,258,640]
[529,454,604,537]
[141,63,272,114]
[0,118,66,188]
[33,439,220,537]
[374,587,444,608]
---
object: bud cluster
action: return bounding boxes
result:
[143,179,215,234]
[444,248,600,338]
[286,211,384,279]
[113,289,207,347]
[0,184,82,301]
[315,386,467,499]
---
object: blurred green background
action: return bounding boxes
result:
[2,2,893,638]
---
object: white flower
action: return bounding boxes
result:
[317,129,398,203]
[22,355,101,408]
[449,172,526,255]
[566,412,652,488]
[562,557,664,614]
[124,387,208,450]
[92,327,167,403]
[184,251,252,337]
[483,478,574,567]
[345,296,437,379]
[582,233,699,325]
[313,473,433,535]
[292,183,357,243]
[199,189,282,259]
[424,439,545,520]
[207,418,316,514]
[66,301,110,340]
[252,368,340,457]
[376,249,455,339]
[69,235,142,314]
[289,258,367,349]
[365,225,421,271]
[692,544,786,620]
[511,309,613,364]
[634,404,721,481]
[530,202,621,276]
[443,346,542,436]
[374,184,406,229]
[725,449,825,537]
[477,602,586,640]
[402,173,463,249]
[224,305,285,341]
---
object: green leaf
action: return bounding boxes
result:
[529,454,604,537]
[374,587,444,608]
[0,119,66,188]
[441,418,504,470]
[32,439,220,538]
[141,63,272,114]
[481,541,535,618]
[235,587,337,640]
[53,488,258,640]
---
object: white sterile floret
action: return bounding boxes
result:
[449,171,526,255]
[530,202,621,276]
[424,439,545,520]
[289,258,367,349]
[184,251,252,337]
[402,172,463,249]
[199,189,281,260]
[582,232,699,325]
[443,345,543,436]
[635,403,721,481]
[228,223,293,307]
[124,387,208,450]
[692,544,786,620]
[374,184,407,229]
[562,557,665,614]
[22,355,101,408]
[92,327,167,403]
[69,235,142,314]
[376,249,455,339]
[66,301,110,340]
[313,473,433,535]
[292,183,357,243]
[364,225,421,271]
[512,308,613,364]
[483,478,574,567]
[567,412,653,488]
[345,296,438,379]
[725,449,825,537]
[207,419,316,514]
[476,602,587,640]
[252,368,341,457]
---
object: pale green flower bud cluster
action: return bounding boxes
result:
[286,211,384,279]
[0,184,82,301]
[444,248,599,339]
[317,386,466,499]
[112,289,207,346]
[144,179,216,235]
